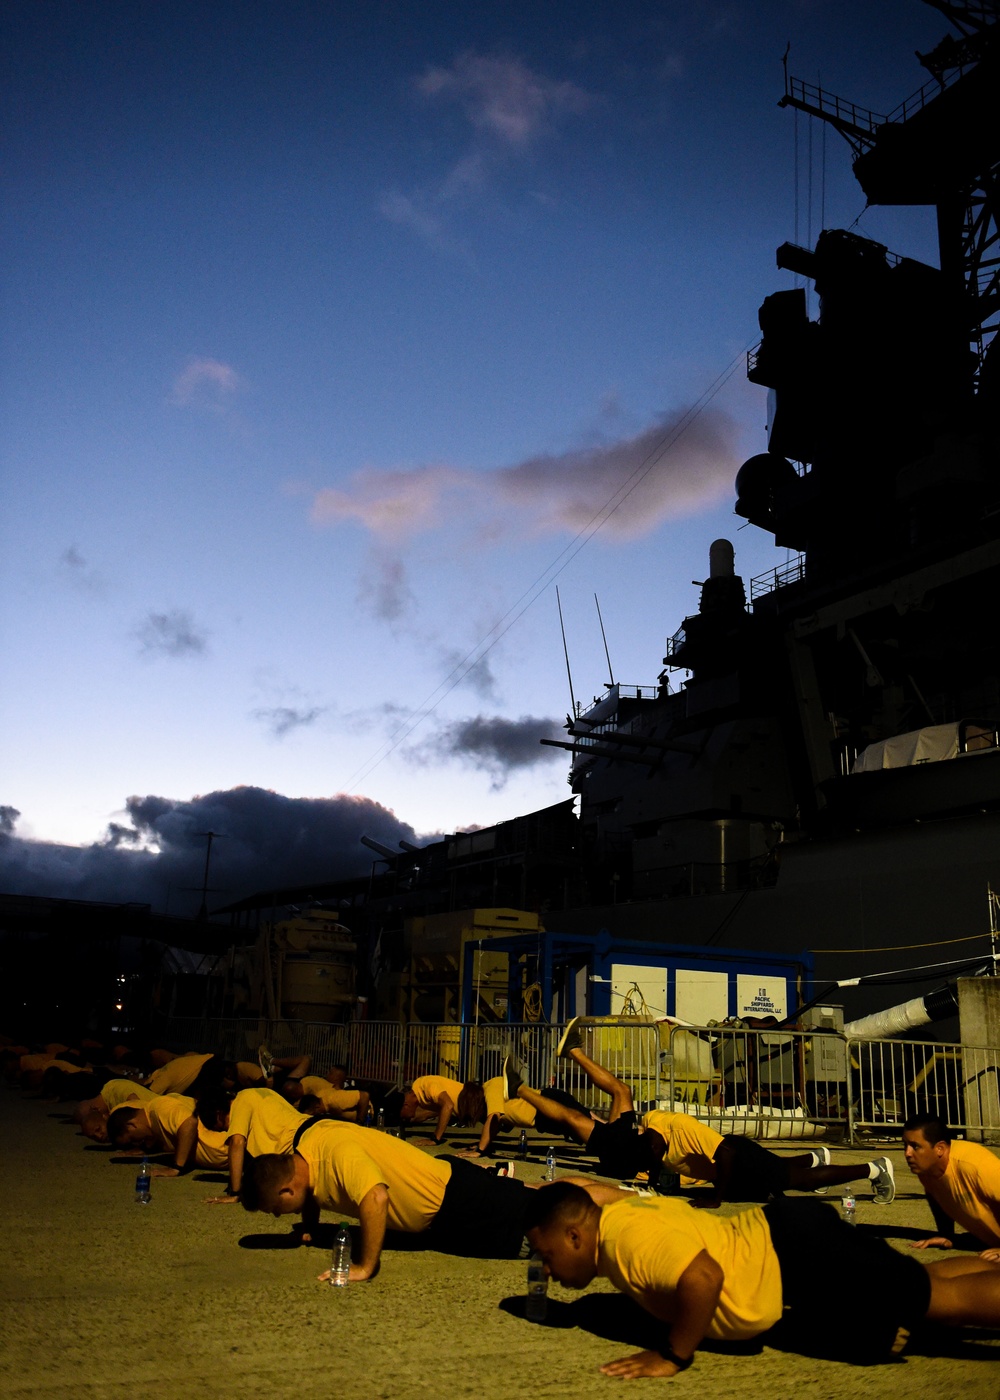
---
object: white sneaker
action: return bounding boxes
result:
[872,1156,895,1204]
[812,1144,831,1191]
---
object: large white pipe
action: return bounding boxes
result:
[843,983,959,1040]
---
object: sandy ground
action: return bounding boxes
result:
[1,1090,999,1400]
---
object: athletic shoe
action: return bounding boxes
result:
[258,1044,274,1079]
[555,1017,584,1058]
[812,1144,831,1192]
[872,1156,895,1204]
[501,1054,522,1100]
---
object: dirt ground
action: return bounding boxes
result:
[1,1090,998,1400]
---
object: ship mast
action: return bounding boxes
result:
[778,0,998,385]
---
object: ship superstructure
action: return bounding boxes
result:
[549,1,1000,1008]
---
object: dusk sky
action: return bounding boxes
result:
[1,2,949,911]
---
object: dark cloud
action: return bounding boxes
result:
[417,714,564,790]
[0,806,20,839]
[0,787,418,917]
[135,609,208,658]
[253,706,327,739]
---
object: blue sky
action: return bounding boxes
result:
[1,2,949,906]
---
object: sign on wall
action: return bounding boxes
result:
[735,974,787,1020]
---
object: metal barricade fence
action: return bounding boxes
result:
[151,1014,1000,1144]
[848,1037,1000,1143]
[153,1015,660,1106]
[662,1022,850,1141]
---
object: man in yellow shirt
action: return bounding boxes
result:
[505,1020,894,1201]
[903,1113,1000,1259]
[198,1086,309,1200]
[144,1051,218,1098]
[241,1118,531,1279]
[399,1075,468,1144]
[106,1094,228,1175]
[74,1078,156,1142]
[526,1181,1000,1375]
[281,1073,371,1124]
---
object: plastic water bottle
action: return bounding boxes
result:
[526,1252,548,1321]
[364,1103,374,1128]
[842,1190,856,1225]
[330,1223,351,1286]
[376,1106,385,1130]
[545,1146,556,1181]
[518,1128,528,1159]
[134,1156,151,1206]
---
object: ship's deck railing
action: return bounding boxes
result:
[750,554,806,602]
[783,64,970,146]
[574,684,658,721]
[152,1015,1000,1145]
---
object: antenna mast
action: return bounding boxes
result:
[595,593,616,686]
[556,587,578,717]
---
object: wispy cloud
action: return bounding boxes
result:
[381,52,593,252]
[253,705,327,739]
[312,464,466,541]
[416,53,591,146]
[135,609,208,659]
[169,357,242,411]
[59,545,106,595]
[311,405,738,549]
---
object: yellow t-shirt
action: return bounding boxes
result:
[236,1061,266,1086]
[144,1094,227,1167]
[484,1075,536,1129]
[46,1059,89,1074]
[226,1088,307,1156]
[642,1111,723,1186]
[411,1075,464,1112]
[299,1076,360,1113]
[297,1121,451,1233]
[146,1052,213,1096]
[101,1079,156,1110]
[921,1140,1000,1246]
[20,1054,55,1073]
[597,1196,783,1342]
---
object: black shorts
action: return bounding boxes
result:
[764,1197,932,1363]
[430,1155,529,1258]
[587,1113,650,1179]
[718,1135,790,1201]
[533,1086,589,1139]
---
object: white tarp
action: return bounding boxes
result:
[852,723,960,773]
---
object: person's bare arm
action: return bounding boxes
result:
[315,1185,388,1283]
[300,1191,321,1244]
[599,1249,724,1379]
[432,1094,456,1143]
[207,1134,245,1203]
[911,1196,956,1249]
[149,1117,198,1177]
[475,1113,500,1154]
